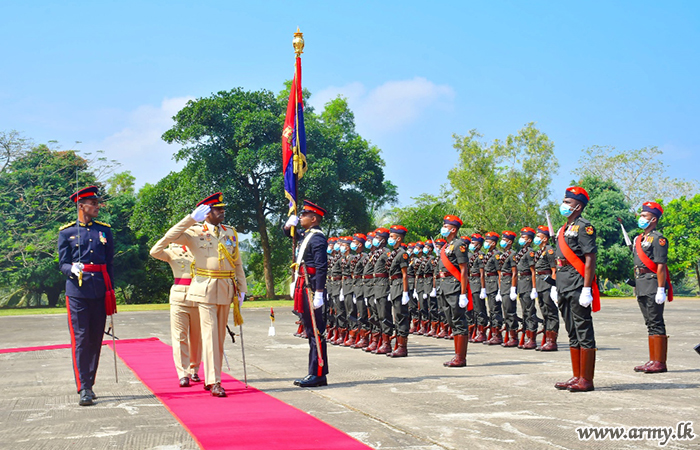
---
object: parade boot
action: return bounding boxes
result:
[300,328,307,338]
[443,334,468,367]
[468,324,476,343]
[487,327,503,345]
[523,330,537,349]
[353,330,368,348]
[409,319,418,334]
[344,329,357,347]
[517,328,526,348]
[502,329,519,347]
[540,331,559,352]
[568,348,595,392]
[375,333,391,354]
[447,325,454,340]
[473,325,487,343]
[427,321,438,337]
[417,320,428,335]
[388,336,408,358]
[294,321,304,337]
[437,322,448,338]
[644,335,668,373]
[555,347,581,390]
[364,332,379,352]
[333,328,347,345]
[634,335,654,372]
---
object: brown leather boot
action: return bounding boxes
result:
[447,325,454,340]
[487,326,503,345]
[417,320,428,335]
[427,321,438,337]
[409,319,418,334]
[540,331,558,352]
[555,347,581,390]
[443,334,468,367]
[343,329,357,347]
[375,333,391,354]
[523,330,537,349]
[634,335,653,372]
[502,329,518,347]
[473,325,487,343]
[436,322,447,338]
[364,332,379,352]
[568,348,595,392]
[644,335,668,373]
[517,328,526,348]
[349,329,362,348]
[468,324,476,342]
[332,328,347,345]
[294,322,304,337]
[354,330,369,348]
[388,336,408,357]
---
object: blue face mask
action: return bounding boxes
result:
[518,237,528,246]
[468,243,476,252]
[327,246,333,254]
[440,226,451,237]
[423,247,429,254]
[350,243,358,251]
[533,236,543,246]
[387,237,397,247]
[372,237,381,247]
[638,217,651,229]
[364,240,372,249]
[333,243,340,251]
[499,239,508,249]
[340,246,347,254]
[413,248,420,255]
[483,241,492,250]
[559,203,574,217]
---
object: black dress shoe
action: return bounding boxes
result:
[191,373,201,383]
[298,375,327,388]
[179,377,191,387]
[79,390,94,406]
[84,388,97,400]
[293,374,313,386]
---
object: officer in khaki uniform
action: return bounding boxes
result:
[161,193,247,397]
[150,239,202,387]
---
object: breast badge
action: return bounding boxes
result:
[99,231,107,245]
[586,226,594,235]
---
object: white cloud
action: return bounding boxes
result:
[310,77,455,134]
[89,96,194,188]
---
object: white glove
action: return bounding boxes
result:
[71,262,84,277]
[238,292,245,307]
[422,293,428,299]
[285,215,299,228]
[413,291,418,300]
[313,292,324,309]
[364,297,368,305]
[579,287,593,308]
[479,288,487,299]
[353,295,357,304]
[655,287,667,304]
[401,291,410,305]
[339,292,344,302]
[509,286,517,301]
[190,204,211,222]
[496,292,502,303]
[550,286,558,304]
[430,287,437,298]
[387,294,391,301]
[458,293,468,308]
[531,288,538,299]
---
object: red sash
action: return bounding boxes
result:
[635,235,673,302]
[556,226,600,312]
[83,263,117,315]
[440,243,473,310]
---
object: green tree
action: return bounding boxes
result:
[1,130,32,175]
[659,194,700,292]
[106,171,136,196]
[390,193,456,242]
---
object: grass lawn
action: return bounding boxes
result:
[0,299,294,317]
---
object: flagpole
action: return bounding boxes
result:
[290,28,304,263]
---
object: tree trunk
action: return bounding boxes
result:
[45,286,61,308]
[695,262,700,294]
[256,204,275,298]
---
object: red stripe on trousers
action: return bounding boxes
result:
[65,296,82,392]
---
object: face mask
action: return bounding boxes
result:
[483,241,492,250]
[518,237,527,246]
[440,226,451,237]
[468,243,476,252]
[638,217,651,229]
[340,246,347,254]
[533,236,543,246]
[364,240,372,249]
[499,239,508,249]
[327,246,332,254]
[387,237,397,247]
[333,243,340,251]
[423,247,429,254]
[372,237,381,247]
[350,243,358,251]
[413,248,420,255]
[559,203,574,217]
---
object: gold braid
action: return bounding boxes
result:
[217,228,243,326]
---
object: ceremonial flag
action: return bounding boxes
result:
[282,56,307,215]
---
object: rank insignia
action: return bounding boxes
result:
[496,255,500,260]
[659,238,666,246]
[548,249,554,255]
[403,253,408,260]
[479,254,484,259]
[99,231,107,245]
[459,245,466,252]
[529,251,535,257]
[585,226,594,235]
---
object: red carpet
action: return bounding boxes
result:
[0,338,149,354]
[108,337,372,450]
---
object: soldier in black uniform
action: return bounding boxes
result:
[58,186,115,406]
[370,227,393,354]
[332,237,352,346]
[285,200,329,388]
[498,230,519,347]
[468,234,488,343]
[326,237,342,344]
[430,238,446,337]
[436,215,471,367]
[355,232,375,349]
[515,227,538,349]
[345,233,367,347]
[633,201,672,374]
[386,225,411,357]
[364,231,384,353]
[408,242,421,334]
[415,241,432,335]
[482,232,504,345]
[533,225,559,352]
[553,186,598,392]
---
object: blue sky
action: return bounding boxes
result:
[2,1,698,207]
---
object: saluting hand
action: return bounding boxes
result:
[190,205,211,222]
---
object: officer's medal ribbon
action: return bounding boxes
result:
[99,231,107,245]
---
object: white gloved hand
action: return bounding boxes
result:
[313,291,324,309]
[430,287,437,298]
[422,293,428,299]
[339,292,344,302]
[353,294,357,304]
[510,286,517,301]
[531,288,538,299]
[402,291,410,305]
[413,290,418,300]
[550,286,558,304]
[340,288,344,298]
[190,204,211,222]
[238,292,245,307]
[496,292,502,303]
[387,294,391,302]
[655,287,667,304]
[285,215,299,228]
[458,293,468,308]
[579,287,593,308]
[364,297,368,305]
[480,288,487,299]
[71,262,84,277]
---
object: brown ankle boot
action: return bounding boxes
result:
[447,325,454,340]
[354,330,369,348]
[409,319,418,334]
[523,330,537,349]
[568,348,595,392]
[375,334,391,354]
[473,325,487,343]
[555,347,581,390]
[417,320,428,335]
[436,322,447,338]
[540,331,558,352]
[294,322,304,337]
[502,329,518,347]
[427,321,438,337]
[364,332,379,352]
[487,326,503,345]
[644,335,668,373]
[634,335,654,372]
[332,328,347,345]
[443,334,468,367]
[343,329,357,347]
[388,336,408,357]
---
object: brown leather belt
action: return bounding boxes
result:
[374,273,388,278]
[537,270,552,275]
[362,275,374,279]
[342,276,351,280]
[437,271,454,279]
[501,272,513,277]
[485,272,498,277]
[556,259,571,267]
[330,276,342,281]
[519,271,532,276]
[390,274,402,280]
[635,267,655,275]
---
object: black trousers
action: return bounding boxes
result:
[637,294,666,335]
[519,291,538,332]
[344,290,357,330]
[472,290,488,326]
[376,292,393,335]
[558,287,595,349]
[390,296,410,337]
[537,288,559,332]
[67,295,106,392]
[302,291,328,377]
[357,291,369,331]
[366,294,378,333]
[486,291,504,328]
[439,285,468,335]
[501,291,519,330]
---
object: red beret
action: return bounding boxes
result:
[352,233,367,243]
[443,215,463,227]
[375,227,390,238]
[536,225,550,237]
[471,233,484,243]
[390,225,408,236]
[485,231,500,241]
[520,227,536,237]
[642,201,663,218]
[565,186,590,206]
[502,230,517,240]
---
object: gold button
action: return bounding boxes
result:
[89,239,92,242]
[90,250,93,253]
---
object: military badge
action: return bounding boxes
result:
[459,245,466,252]
[479,254,484,259]
[548,249,554,255]
[496,255,500,260]
[403,253,408,260]
[585,226,594,235]
[659,238,666,246]
[99,231,107,245]
[226,238,232,246]
[529,251,535,257]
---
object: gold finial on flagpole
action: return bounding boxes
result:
[293,27,304,56]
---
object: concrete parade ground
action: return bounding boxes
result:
[1,298,699,450]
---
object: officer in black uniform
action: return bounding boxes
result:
[58,186,115,406]
[468,234,488,343]
[533,225,559,352]
[355,232,375,349]
[371,227,392,354]
[633,201,672,374]
[363,231,383,352]
[415,241,432,335]
[553,186,598,393]
[515,227,538,350]
[482,232,504,345]
[327,237,343,345]
[285,200,329,388]
[346,233,367,347]
[499,230,519,347]
[407,242,420,334]
[332,237,352,346]
[386,225,410,357]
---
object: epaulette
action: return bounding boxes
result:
[94,220,111,228]
[59,221,76,231]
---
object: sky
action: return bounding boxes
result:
[2,1,699,208]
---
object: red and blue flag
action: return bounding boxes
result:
[282,56,307,214]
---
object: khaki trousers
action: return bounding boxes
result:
[198,302,231,385]
[170,303,202,379]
